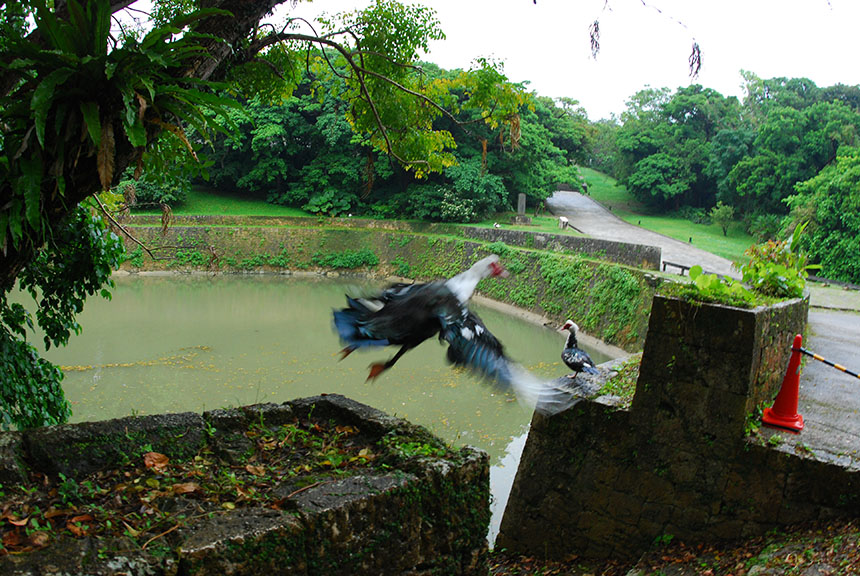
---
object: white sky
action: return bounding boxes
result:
[279,0,860,120]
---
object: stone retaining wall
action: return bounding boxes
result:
[0,395,489,575]
[126,215,661,270]
[461,226,661,270]
[497,295,860,560]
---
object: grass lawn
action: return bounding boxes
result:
[139,187,583,237]
[135,185,309,217]
[470,212,584,236]
[580,166,756,262]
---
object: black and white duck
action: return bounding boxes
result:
[560,319,599,378]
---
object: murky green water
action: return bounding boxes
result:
[26,273,611,544]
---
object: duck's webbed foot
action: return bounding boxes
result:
[367,362,389,381]
[366,345,409,381]
[339,346,356,360]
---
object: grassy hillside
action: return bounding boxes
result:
[580,167,756,263]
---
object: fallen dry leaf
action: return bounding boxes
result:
[245,464,265,476]
[43,508,74,520]
[122,521,141,538]
[67,522,88,537]
[3,530,25,547]
[143,452,169,471]
[172,482,200,495]
[28,531,50,548]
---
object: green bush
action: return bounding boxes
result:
[734,223,815,298]
[118,175,188,207]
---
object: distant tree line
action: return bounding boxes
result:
[588,74,860,283]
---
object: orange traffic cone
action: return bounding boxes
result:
[762,334,804,432]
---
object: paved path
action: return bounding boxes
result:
[547,190,860,466]
[547,190,737,278]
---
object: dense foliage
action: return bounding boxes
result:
[591,75,860,282]
[200,61,585,221]
[785,148,860,283]
[0,206,123,428]
[1,0,238,428]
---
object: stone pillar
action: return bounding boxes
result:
[511,193,532,225]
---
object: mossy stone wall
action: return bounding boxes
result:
[496,295,860,560]
[461,226,661,270]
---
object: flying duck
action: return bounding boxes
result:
[333,255,578,415]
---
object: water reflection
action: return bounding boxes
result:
[29,274,612,545]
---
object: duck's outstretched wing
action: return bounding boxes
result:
[441,311,579,415]
[441,311,510,381]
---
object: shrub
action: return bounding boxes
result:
[679,206,711,225]
[745,212,783,242]
[303,189,355,217]
[734,222,816,298]
[118,176,188,207]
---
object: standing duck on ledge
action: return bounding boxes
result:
[560,320,599,378]
[333,255,579,415]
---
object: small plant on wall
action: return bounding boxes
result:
[666,223,815,307]
[734,222,818,299]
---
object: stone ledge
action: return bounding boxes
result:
[0,395,489,575]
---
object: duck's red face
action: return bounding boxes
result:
[489,261,509,278]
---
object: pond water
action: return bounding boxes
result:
[28,274,612,544]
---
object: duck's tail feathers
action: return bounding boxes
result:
[582,365,600,375]
[506,364,581,416]
[333,308,388,349]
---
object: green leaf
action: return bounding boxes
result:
[0,213,7,252]
[140,25,182,51]
[66,0,89,51]
[18,156,43,233]
[124,117,147,148]
[92,0,111,55]
[7,201,23,245]
[35,0,74,53]
[170,8,233,30]
[688,265,703,280]
[32,68,75,147]
[79,101,101,147]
